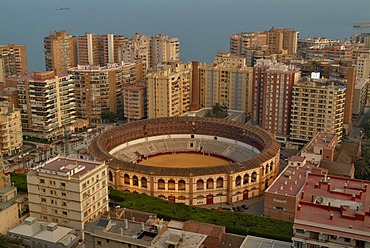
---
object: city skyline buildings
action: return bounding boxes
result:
[43,30,77,74]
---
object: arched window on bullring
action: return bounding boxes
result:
[216,177,223,188]
[168,180,176,190]
[251,172,257,182]
[158,179,165,190]
[206,178,214,189]
[141,177,147,188]
[133,176,139,186]
[270,162,273,172]
[197,179,204,190]
[178,180,186,191]
[108,171,113,182]
[124,174,130,185]
[235,176,241,187]
[265,165,268,175]
[243,174,249,185]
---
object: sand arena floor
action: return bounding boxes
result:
[137,152,231,168]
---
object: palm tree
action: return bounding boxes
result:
[354,159,370,179]
[361,145,370,163]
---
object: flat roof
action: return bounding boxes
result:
[301,133,337,155]
[265,163,317,197]
[294,173,370,240]
[241,235,293,248]
[39,156,104,178]
[151,228,207,248]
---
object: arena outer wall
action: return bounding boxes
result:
[89,117,280,206]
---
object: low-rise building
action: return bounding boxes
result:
[264,157,317,222]
[300,133,338,165]
[8,217,79,248]
[0,186,28,234]
[292,173,370,248]
[240,235,293,248]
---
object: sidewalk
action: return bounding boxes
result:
[200,194,265,216]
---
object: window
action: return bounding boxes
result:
[168,180,175,190]
[62,202,67,207]
[141,177,147,188]
[40,179,45,184]
[61,192,66,197]
[97,241,102,246]
[178,180,185,190]
[345,238,351,243]
[216,177,223,188]
[62,211,67,216]
[158,179,165,190]
[41,198,46,203]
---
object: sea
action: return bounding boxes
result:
[1,0,370,72]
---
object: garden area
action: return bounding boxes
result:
[110,189,293,242]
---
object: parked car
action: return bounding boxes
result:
[241,204,249,210]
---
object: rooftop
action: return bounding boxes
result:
[294,173,370,241]
[8,217,78,245]
[265,162,318,197]
[151,228,207,248]
[38,156,104,178]
[85,217,160,244]
[240,235,293,248]
[301,133,337,155]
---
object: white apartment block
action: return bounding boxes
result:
[146,62,192,118]
[27,156,108,235]
[290,77,346,148]
[199,53,253,114]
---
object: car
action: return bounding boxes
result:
[236,206,243,212]
[241,204,249,210]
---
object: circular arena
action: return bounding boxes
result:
[89,117,280,205]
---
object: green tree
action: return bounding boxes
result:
[205,103,228,118]
[101,110,117,123]
[354,159,370,179]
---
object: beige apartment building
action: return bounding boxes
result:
[121,33,180,74]
[44,31,77,74]
[123,83,147,121]
[290,77,346,149]
[0,44,28,81]
[230,28,298,66]
[198,53,253,115]
[78,33,126,66]
[27,156,108,235]
[353,78,368,117]
[356,54,370,104]
[0,99,22,156]
[6,71,76,142]
[252,59,301,137]
[146,62,192,118]
[69,62,136,122]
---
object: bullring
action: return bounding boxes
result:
[89,117,280,205]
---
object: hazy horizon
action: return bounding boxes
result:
[1,0,370,71]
